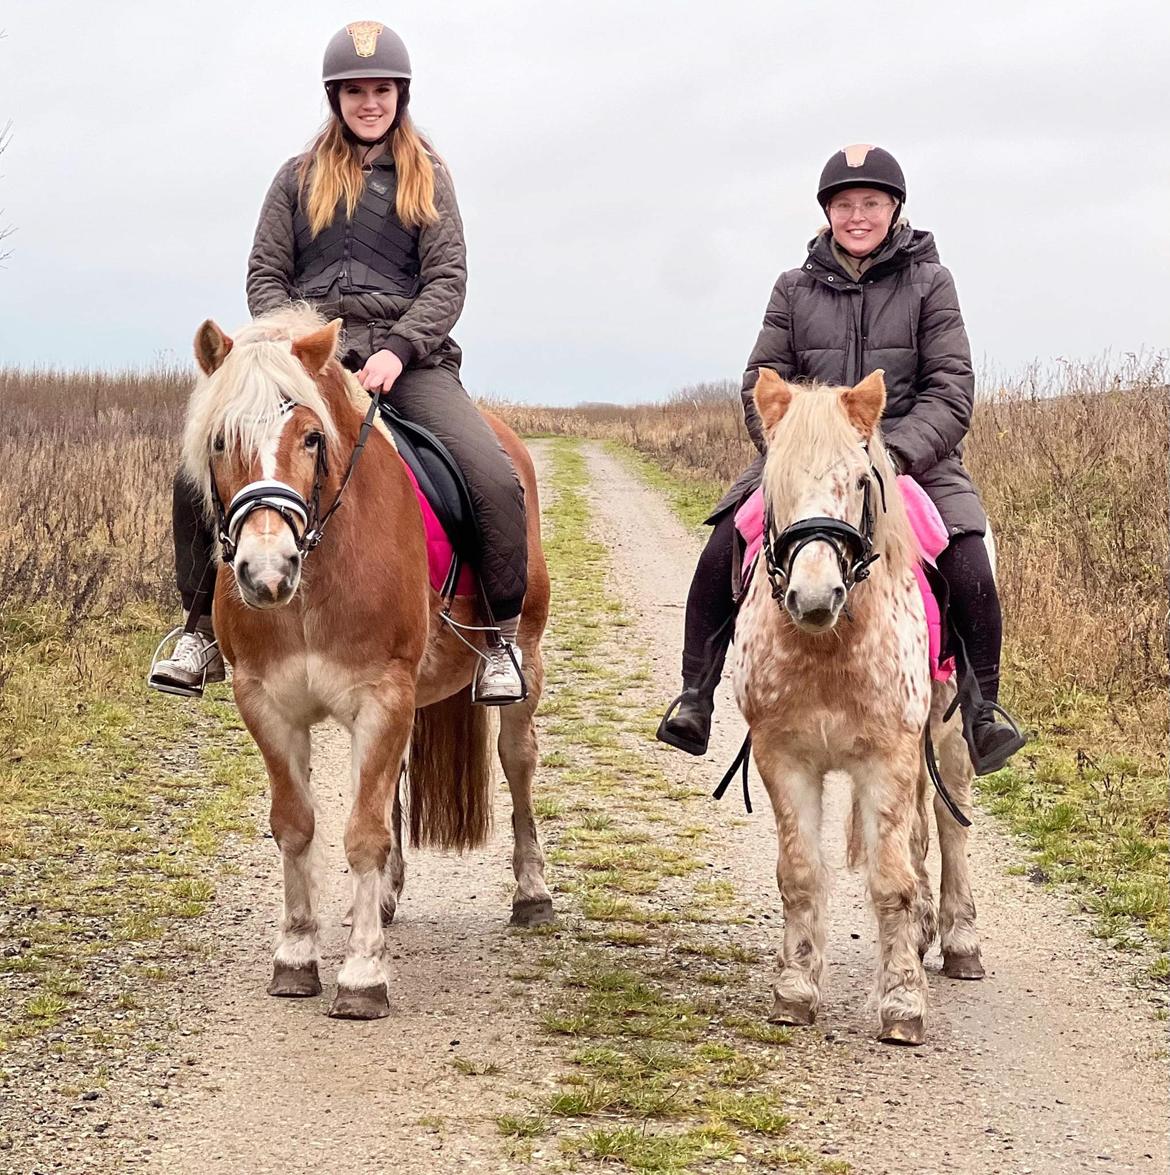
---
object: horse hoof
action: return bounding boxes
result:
[942,951,985,980]
[510,897,554,928]
[769,998,816,1027]
[328,984,390,1020]
[879,1016,925,1046]
[267,961,322,998]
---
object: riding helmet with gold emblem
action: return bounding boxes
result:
[322,22,412,139]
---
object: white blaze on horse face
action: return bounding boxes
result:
[233,414,304,609]
[783,464,859,632]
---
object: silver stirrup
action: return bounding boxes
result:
[147,627,216,698]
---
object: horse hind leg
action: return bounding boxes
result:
[912,759,938,960]
[499,647,553,927]
[380,772,406,926]
[934,706,984,980]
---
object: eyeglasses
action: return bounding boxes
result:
[827,197,895,219]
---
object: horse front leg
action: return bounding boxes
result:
[330,669,415,1021]
[934,703,984,979]
[754,737,827,1027]
[235,681,321,998]
[855,739,930,1044]
[499,645,553,927]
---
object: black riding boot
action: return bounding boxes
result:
[657,513,737,756]
[938,534,1027,775]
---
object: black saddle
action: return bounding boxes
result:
[377,402,482,565]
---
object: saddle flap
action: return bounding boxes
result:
[378,404,481,562]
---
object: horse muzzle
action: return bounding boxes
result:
[784,583,847,633]
[235,548,302,609]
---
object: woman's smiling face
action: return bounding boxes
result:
[338,78,399,142]
[826,187,897,257]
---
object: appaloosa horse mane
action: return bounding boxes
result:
[183,305,553,1020]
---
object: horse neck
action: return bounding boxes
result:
[304,371,423,592]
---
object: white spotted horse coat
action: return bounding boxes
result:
[730,368,982,1046]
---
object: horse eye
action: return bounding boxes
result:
[212,433,225,453]
[856,473,869,491]
[304,432,323,450]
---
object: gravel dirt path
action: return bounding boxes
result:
[20,439,1164,1174]
[581,441,1167,1175]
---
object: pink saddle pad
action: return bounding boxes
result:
[399,459,476,596]
[734,476,954,681]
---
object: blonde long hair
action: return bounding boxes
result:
[297,109,439,236]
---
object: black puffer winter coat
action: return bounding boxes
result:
[719,224,985,537]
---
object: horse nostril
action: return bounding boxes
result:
[832,586,846,610]
[784,588,800,615]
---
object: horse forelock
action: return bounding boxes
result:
[181,306,342,504]
[761,384,916,579]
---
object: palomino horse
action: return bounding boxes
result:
[730,368,981,1045]
[182,306,552,1020]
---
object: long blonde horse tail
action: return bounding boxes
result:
[407,687,494,851]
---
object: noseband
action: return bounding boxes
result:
[209,392,381,567]
[762,452,886,603]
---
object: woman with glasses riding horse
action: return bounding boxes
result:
[657,144,1026,776]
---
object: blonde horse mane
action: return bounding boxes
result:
[761,383,917,580]
[181,304,344,504]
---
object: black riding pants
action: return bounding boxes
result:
[172,363,528,624]
[679,513,1004,702]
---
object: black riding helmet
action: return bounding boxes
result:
[322,21,412,145]
[817,144,906,207]
[817,144,907,255]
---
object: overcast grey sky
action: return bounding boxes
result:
[0,0,1165,403]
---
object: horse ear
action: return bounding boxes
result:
[753,367,793,432]
[194,320,233,375]
[842,369,886,437]
[291,319,343,376]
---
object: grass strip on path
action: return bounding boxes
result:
[480,439,847,1174]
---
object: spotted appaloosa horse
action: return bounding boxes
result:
[730,369,981,1045]
[182,306,552,1020]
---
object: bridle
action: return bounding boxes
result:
[209,391,382,567]
[761,448,886,604]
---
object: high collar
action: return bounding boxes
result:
[805,222,938,285]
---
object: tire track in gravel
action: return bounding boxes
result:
[582,441,1168,1175]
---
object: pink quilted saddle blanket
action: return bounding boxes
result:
[399,459,476,597]
[734,476,954,681]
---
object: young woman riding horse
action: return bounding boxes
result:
[181,305,552,1020]
[657,144,1026,778]
[151,21,526,705]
